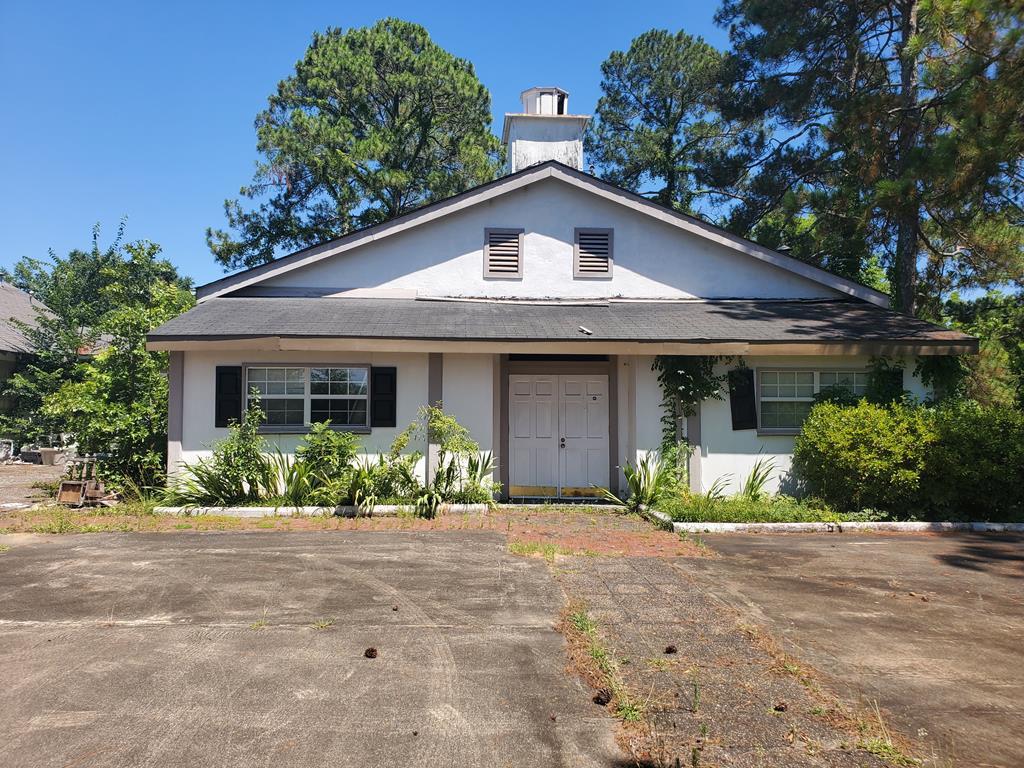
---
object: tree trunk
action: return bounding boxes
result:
[894,0,921,315]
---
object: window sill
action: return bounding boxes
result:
[756,428,800,437]
[257,426,372,436]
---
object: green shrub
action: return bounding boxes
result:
[793,399,1024,521]
[163,401,274,507]
[350,423,423,510]
[159,404,495,513]
[414,406,500,515]
[793,401,937,513]
[919,402,1024,520]
[293,422,360,505]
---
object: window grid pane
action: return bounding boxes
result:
[309,367,369,427]
[246,366,369,429]
[759,369,869,429]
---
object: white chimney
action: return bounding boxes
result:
[501,87,590,173]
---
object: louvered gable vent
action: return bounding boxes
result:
[574,228,613,277]
[483,228,524,278]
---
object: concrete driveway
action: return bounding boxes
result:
[690,532,1024,768]
[0,531,619,768]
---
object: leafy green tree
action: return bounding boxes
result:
[0,225,191,444]
[715,0,1024,314]
[43,242,194,487]
[585,29,753,212]
[208,18,502,271]
[946,290,1024,407]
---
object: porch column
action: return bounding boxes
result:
[167,351,184,475]
[426,352,443,483]
[686,409,702,493]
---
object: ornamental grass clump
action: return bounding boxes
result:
[598,451,674,513]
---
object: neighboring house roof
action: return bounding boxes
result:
[147,297,976,354]
[194,161,891,308]
[0,281,48,354]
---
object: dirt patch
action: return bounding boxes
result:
[553,557,918,767]
[0,463,65,505]
[692,533,1024,766]
[0,503,707,557]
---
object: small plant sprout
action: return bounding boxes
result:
[310,616,336,630]
[857,700,921,766]
[250,606,269,630]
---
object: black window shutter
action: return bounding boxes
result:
[215,366,243,428]
[371,367,397,428]
[728,368,758,431]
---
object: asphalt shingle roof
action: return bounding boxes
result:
[0,282,48,353]
[148,297,973,347]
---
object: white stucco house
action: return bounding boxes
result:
[148,87,976,498]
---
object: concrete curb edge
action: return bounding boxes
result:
[661,517,1024,534]
[152,503,490,518]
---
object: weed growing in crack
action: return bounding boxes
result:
[310,617,335,630]
[563,604,644,724]
[509,541,597,561]
[250,606,269,630]
[857,701,921,766]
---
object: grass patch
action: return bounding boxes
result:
[31,507,81,534]
[562,603,644,724]
[659,494,887,524]
[859,737,920,766]
[508,540,597,561]
[0,544,9,553]
[856,701,922,766]
[310,617,335,630]
[742,621,922,766]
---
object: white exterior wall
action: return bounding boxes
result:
[260,179,841,301]
[506,117,586,172]
[634,356,665,463]
[176,349,932,498]
[440,353,495,449]
[178,350,430,476]
[696,355,929,495]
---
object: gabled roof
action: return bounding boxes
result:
[196,161,891,307]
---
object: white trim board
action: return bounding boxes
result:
[196,161,890,308]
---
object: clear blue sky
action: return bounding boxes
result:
[0,1,726,286]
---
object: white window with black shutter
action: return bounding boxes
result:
[214,364,396,432]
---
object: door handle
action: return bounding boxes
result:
[559,437,566,448]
